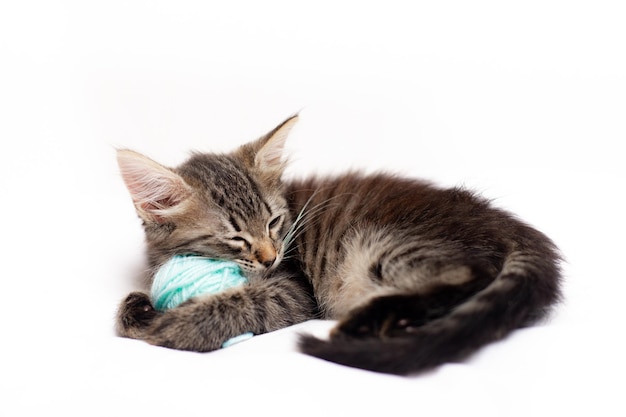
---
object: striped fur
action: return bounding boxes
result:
[289,174,561,374]
[116,115,562,375]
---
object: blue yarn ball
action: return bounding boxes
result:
[151,254,253,348]
[151,255,248,310]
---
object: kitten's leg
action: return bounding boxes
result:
[116,276,316,351]
[334,263,495,339]
[299,246,560,375]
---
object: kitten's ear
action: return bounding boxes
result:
[116,149,192,223]
[238,114,298,179]
[255,114,298,171]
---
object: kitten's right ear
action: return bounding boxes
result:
[253,114,299,173]
[116,149,192,223]
[236,114,298,183]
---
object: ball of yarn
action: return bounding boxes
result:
[151,255,248,310]
[151,254,253,347]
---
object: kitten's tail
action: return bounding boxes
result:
[298,246,562,375]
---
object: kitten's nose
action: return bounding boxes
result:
[256,243,277,268]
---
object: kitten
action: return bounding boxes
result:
[116,115,562,375]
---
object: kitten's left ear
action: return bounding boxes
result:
[238,114,299,179]
[255,114,298,171]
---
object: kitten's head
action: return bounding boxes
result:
[117,115,298,280]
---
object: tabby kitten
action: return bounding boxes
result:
[116,115,561,375]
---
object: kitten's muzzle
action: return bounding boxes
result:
[255,241,278,269]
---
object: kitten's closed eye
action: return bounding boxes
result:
[268,215,284,234]
[230,236,251,251]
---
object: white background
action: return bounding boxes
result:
[0,1,624,416]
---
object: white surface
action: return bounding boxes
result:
[1,1,624,416]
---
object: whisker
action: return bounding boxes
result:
[283,199,334,248]
[280,191,352,254]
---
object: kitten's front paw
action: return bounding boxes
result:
[116,292,158,338]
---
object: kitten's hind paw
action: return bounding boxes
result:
[116,292,158,339]
[332,294,431,339]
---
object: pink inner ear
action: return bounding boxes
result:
[255,133,287,171]
[139,194,184,215]
[258,145,284,169]
[117,150,190,222]
[255,115,298,172]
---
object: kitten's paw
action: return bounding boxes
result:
[116,292,158,338]
[332,294,428,339]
